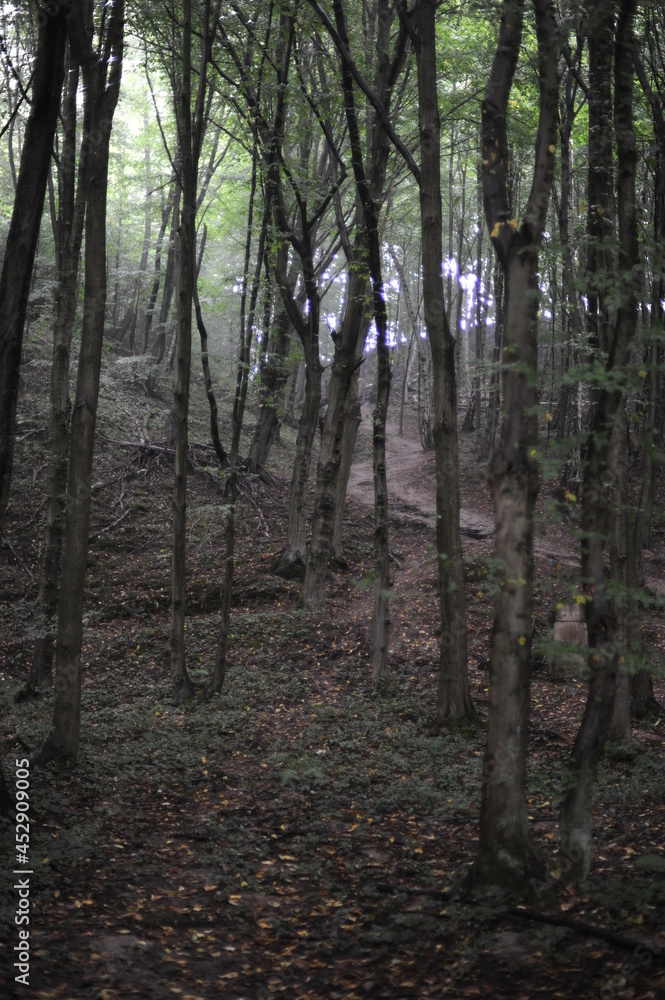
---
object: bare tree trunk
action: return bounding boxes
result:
[412,0,476,725]
[479,259,503,461]
[210,130,264,694]
[560,0,640,883]
[0,7,67,539]
[304,264,367,606]
[332,352,364,564]
[142,182,175,354]
[247,247,295,475]
[169,0,220,700]
[31,52,86,689]
[330,0,402,685]
[37,0,124,767]
[152,182,181,365]
[471,0,558,891]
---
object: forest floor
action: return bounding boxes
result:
[1,356,665,999]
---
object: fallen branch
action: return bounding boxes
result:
[510,906,665,956]
[1,535,34,578]
[89,508,132,541]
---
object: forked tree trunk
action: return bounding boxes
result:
[37,0,124,767]
[304,265,367,607]
[371,317,392,689]
[247,230,299,477]
[331,0,401,686]
[608,404,634,744]
[471,0,558,892]
[0,7,67,539]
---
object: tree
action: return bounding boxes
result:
[304,0,406,612]
[38,0,124,766]
[408,0,477,724]
[559,0,641,883]
[0,4,67,540]
[30,46,85,690]
[168,0,221,700]
[471,0,558,891]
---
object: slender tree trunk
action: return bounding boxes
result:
[169,0,220,698]
[247,247,295,475]
[169,0,197,702]
[479,258,503,461]
[412,0,476,724]
[37,0,124,766]
[142,182,175,354]
[193,224,227,467]
[330,0,401,685]
[472,0,558,891]
[560,0,639,883]
[152,182,181,364]
[0,7,67,539]
[31,53,86,689]
[210,130,263,694]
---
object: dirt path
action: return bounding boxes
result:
[347,410,494,541]
[346,409,583,566]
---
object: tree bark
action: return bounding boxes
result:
[0,6,67,539]
[169,0,220,700]
[471,0,558,892]
[412,0,476,725]
[38,0,124,767]
[31,50,86,689]
[559,0,640,883]
[304,262,368,606]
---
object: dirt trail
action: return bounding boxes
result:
[347,411,494,540]
[346,410,581,565]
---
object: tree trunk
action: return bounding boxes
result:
[471,0,558,892]
[247,248,295,475]
[0,7,67,539]
[31,52,85,689]
[559,0,639,883]
[169,0,220,699]
[142,182,175,354]
[193,224,227,467]
[304,264,368,606]
[412,0,476,725]
[152,182,181,364]
[479,259,503,461]
[210,127,263,694]
[332,352,364,564]
[37,0,124,767]
[280,333,322,573]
